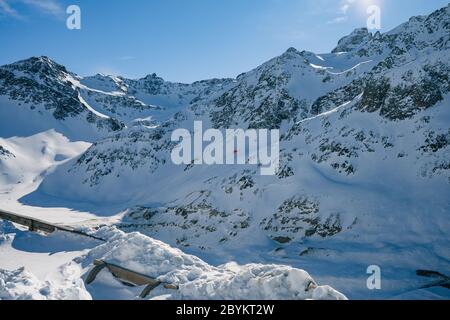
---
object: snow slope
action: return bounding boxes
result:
[0,129,112,225]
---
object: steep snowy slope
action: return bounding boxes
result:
[78,74,234,127]
[0,129,109,226]
[0,57,124,141]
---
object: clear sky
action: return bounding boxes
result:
[0,0,449,82]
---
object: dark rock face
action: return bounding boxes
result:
[420,129,450,153]
[261,197,345,242]
[310,60,450,121]
[211,86,304,130]
[119,197,251,249]
[356,63,449,120]
[0,146,14,158]
[0,57,126,133]
[0,61,85,119]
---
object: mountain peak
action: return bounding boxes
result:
[142,72,164,82]
[280,47,302,59]
[18,55,58,67]
[332,27,372,53]
[285,47,300,54]
[331,4,450,54]
[5,56,69,76]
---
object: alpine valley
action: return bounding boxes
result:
[1,4,450,300]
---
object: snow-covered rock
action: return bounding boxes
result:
[81,227,346,300]
[0,267,90,300]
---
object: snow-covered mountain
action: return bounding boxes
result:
[0,56,233,141]
[1,4,450,300]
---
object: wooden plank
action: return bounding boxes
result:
[0,209,105,241]
[1,209,179,297]
[139,282,162,298]
[95,259,161,286]
[417,269,450,290]
[90,259,179,298]
[86,261,108,284]
[0,209,56,233]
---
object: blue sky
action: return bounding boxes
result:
[0,0,449,82]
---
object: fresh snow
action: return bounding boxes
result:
[0,221,346,300]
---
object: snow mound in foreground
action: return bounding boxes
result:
[0,267,90,300]
[84,228,347,300]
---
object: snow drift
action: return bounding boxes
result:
[82,227,347,300]
[0,221,346,300]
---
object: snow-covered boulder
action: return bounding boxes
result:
[83,228,346,300]
[0,267,90,300]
